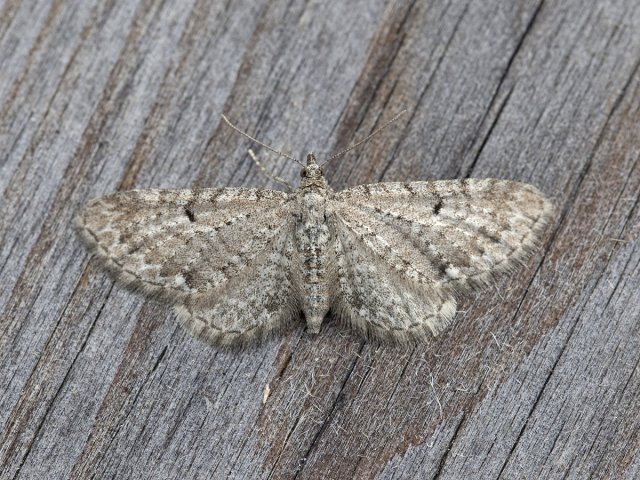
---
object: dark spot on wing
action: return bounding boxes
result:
[127,244,142,255]
[438,262,449,277]
[208,190,224,204]
[478,226,501,243]
[460,179,470,197]
[433,198,443,215]
[403,183,417,195]
[183,271,195,288]
[184,207,196,222]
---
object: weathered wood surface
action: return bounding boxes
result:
[1,0,639,478]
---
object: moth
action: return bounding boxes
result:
[76,114,553,346]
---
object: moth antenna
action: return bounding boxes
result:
[320,109,408,167]
[247,149,294,191]
[221,115,304,166]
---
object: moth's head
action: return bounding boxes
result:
[300,153,326,187]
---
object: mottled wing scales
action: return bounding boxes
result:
[76,188,290,300]
[330,179,552,340]
[174,232,299,346]
[332,218,456,342]
[77,175,552,345]
[76,187,296,344]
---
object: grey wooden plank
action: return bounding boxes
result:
[0,0,149,431]
[0,0,638,479]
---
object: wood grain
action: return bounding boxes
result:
[1,0,639,478]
